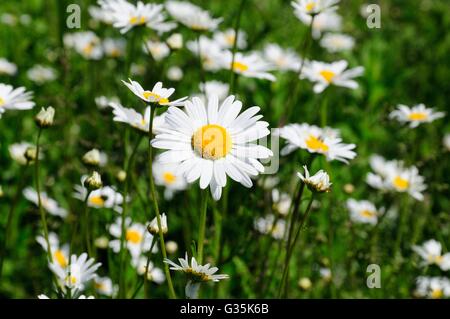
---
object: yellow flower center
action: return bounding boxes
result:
[83,43,94,55]
[54,250,67,268]
[110,49,121,58]
[89,195,105,207]
[94,282,105,290]
[428,254,443,264]
[232,61,249,72]
[393,176,409,190]
[305,135,329,152]
[306,2,316,12]
[0,97,4,106]
[142,91,169,105]
[431,289,443,299]
[320,70,336,83]
[192,124,233,160]
[408,112,428,121]
[129,16,147,25]
[126,229,142,244]
[163,172,176,184]
[225,34,236,46]
[360,210,376,218]
[66,275,77,285]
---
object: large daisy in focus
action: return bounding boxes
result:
[122,79,187,106]
[302,60,364,93]
[389,104,445,128]
[277,123,356,163]
[165,1,222,31]
[152,95,273,200]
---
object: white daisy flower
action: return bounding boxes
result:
[346,198,379,225]
[36,232,70,268]
[291,0,340,16]
[0,84,35,118]
[297,165,331,193]
[166,33,183,50]
[165,1,222,31]
[102,38,126,58]
[262,43,302,72]
[131,256,165,284]
[109,102,166,134]
[108,217,156,261]
[320,33,355,53]
[302,60,364,93]
[213,28,247,49]
[0,58,17,75]
[26,65,57,84]
[49,253,101,292]
[143,40,171,61]
[88,5,114,24]
[254,214,287,240]
[73,177,124,212]
[271,189,291,216]
[94,276,114,296]
[95,95,120,109]
[98,0,176,34]
[413,240,450,271]
[389,104,445,128]
[295,10,342,39]
[319,267,332,281]
[167,66,183,81]
[63,31,103,60]
[220,51,276,81]
[122,79,187,106]
[416,277,450,299]
[199,81,229,101]
[153,159,188,200]
[186,36,225,71]
[9,142,34,165]
[38,294,95,299]
[23,187,68,218]
[366,155,426,201]
[277,123,357,163]
[151,95,273,200]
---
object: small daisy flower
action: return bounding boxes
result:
[186,35,224,71]
[102,38,126,58]
[302,60,364,93]
[297,165,331,193]
[9,142,35,165]
[73,177,124,212]
[109,102,166,134]
[98,0,176,34]
[151,95,273,200]
[36,232,70,268]
[26,65,57,84]
[416,277,450,299]
[94,276,114,296]
[89,5,114,24]
[122,79,187,106]
[213,28,247,49]
[389,104,445,128]
[23,187,68,218]
[167,66,184,81]
[320,33,355,53]
[0,58,17,75]
[0,84,35,117]
[95,95,121,109]
[346,198,380,225]
[49,253,101,292]
[277,123,357,163]
[254,214,287,240]
[221,51,276,81]
[63,31,103,60]
[295,10,342,39]
[291,0,340,16]
[366,155,427,201]
[143,40,171,61]
[132,256,165,284]
[199,81,229,101]
[262,43,302,72]
[413,240,450,271]
[166,33,183,50]
[271,189,292,216]
[166,1,222,31]
[108,217,156,261]
[153,159,188,200]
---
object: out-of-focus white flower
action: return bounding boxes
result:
[186,36,225,71]
[220,51,276,81]
[36,232,70,268]
[130,63,146,76]
[166,241,178,254]
[89,5,114,24]
[292,0,340,16]
[0,13,17,26]
[389,104,445,128]
[64,31,103,60]
[122,79,187,106]
[271,189,291,216]
[23,187,68,218]
[444,134,450,152]
[144,40,171,61]
[297,165,331,193]
[26,65,57,84]
[131,256,165,284]
[346,198,379,225]
[416,276,450,299]
[166,33,183,50]
[413,240,450,271]
[74,176,124,212]
[94,276,114,296]
[199,81,229,101]
[277,123,357,163]
[262,44,302,72]
[0,58,17,75]
[166,66,183,81]
[254,214,287,240]
[0,84,35,118]
[319,267,332,281]
[95,95,121,109]
[320,33,355,53]
[9,142,35,165]
[103,38,126,58]
[166,1,222,31]
[153,159,188,199]
[213,29,247,49]
[295,10,342,39]
[298,277,312,290]
[109,102,166,134]
[302,60,364,93]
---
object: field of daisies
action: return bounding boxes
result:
[0,0,449,299]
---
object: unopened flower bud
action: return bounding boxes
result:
[166,240,178,254]
[343,183,354,194]
[82,148,101,166]
[94,236,109,249]
[297,165,331,193]
[35,106,55,128]
[298,277,312,290]
[116,170,126,182]
[0,185,4,198]
[25,146,37,162]
[147,213,168,235]
[166,33,183,50]
[84,171,103,190]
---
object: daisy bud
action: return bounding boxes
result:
[298,277,312,290]
[166,66,183,81]
[94,236,109,249]
[35,106,55,128]
[147,213,168,235]
[297,165,331,193]
[116,170,127,182]
[166,33,183,50]
[24,146,38,162]
[0,185,4,198]
[84,171,103,190]
[343,183,354,194]
[166,241,178,254]
[82,148,101,166]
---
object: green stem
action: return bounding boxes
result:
[147,105,177,299]
[83,190,93,258]
[197,190,209,264]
